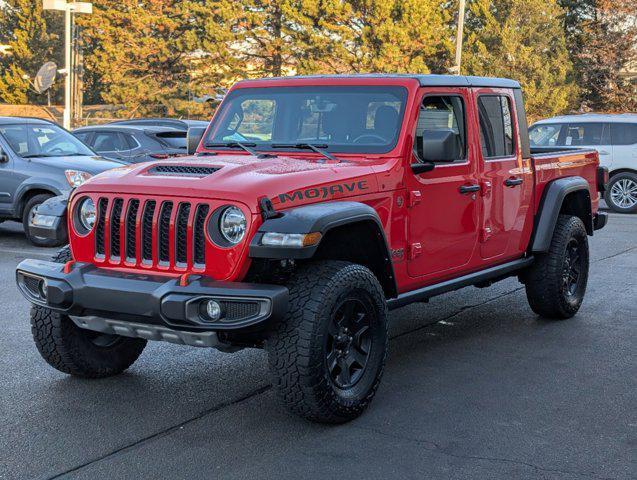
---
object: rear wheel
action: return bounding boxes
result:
[266,261,388,423]
[30,246,147,378]
[604,172,637,213]
[524,215,589,319]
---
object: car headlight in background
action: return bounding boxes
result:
[219,206,246,244]
[65,170,92,188]
[77,197,96,231]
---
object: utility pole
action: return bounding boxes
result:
[43,1,92,130]
[453,0,466,75]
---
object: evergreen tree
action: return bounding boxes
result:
[463,0,578,118]
[0,0,63,104]
[76,0,237,115]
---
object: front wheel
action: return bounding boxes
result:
[604,172,637,213]
[30,246,147,377]
[524,215,589,319]
[266,261,388,423]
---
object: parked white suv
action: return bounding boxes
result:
[530,114,637,213]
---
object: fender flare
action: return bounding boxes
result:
[249,201,397,296]
[15,180,65,216]
[531,176,592,253]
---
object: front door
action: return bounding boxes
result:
[474,90,533,260]
[406,89,481,279]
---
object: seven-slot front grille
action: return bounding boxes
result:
[93,196,212,271]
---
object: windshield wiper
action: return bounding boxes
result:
[270,143,336,161]
[204,142,275,159]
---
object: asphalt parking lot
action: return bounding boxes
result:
[1,213,635,480]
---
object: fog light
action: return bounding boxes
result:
[205,300,221,321]
[38,279,48,300]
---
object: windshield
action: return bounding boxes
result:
[205,86,408,154]
[0,123,95,158]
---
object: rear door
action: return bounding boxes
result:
[561,122,612,168]
[475,89,533,261]
[90,131,132,161]
[610,123,637,171]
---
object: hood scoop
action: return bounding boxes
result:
[147,165,220,177]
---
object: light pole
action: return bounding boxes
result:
[42,0,92,129]
[452,0,466,75]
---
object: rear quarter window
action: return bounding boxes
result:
[610,123,637,145]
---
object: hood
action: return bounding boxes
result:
[78,154,380,213]
[30,155,124,175]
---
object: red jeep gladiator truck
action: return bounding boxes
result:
[17,75,608,423]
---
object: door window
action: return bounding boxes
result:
[610,123,637,145]
[478,96,515,158]
[413,95,466,162]
[92,132,128,152]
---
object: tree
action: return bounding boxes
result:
[76,0,238,116]
[559,0,637,112]
[462,0,578,119]
[0,0,63,104]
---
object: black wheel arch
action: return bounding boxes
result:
[530,176,593,253]
[249,201,398,298]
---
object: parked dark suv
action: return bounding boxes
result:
[73,124,200,163]
[0,117,120,246]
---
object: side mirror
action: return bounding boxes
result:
[187,127,207,155]
[0,149,8,163]
[418,129,461,163]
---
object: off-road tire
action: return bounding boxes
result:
[604,172,637,214]
[524,215,589,319]
[22,193,65,247]
[266,261,388,423]
[30,246,147,378]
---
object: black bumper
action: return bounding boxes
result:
[16,259,288,332]
[28,194,69,244]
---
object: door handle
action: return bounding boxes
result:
[459,184,481,194]
[504,177,524,187]
[598,150,610,155]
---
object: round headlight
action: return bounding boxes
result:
[78,197,96,231]
[219,206,246,244]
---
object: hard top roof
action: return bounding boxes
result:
[237,73,521,89]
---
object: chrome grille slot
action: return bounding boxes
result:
[193,204,209,267]
[110,198,123,260]
[175,203,191,266]
[141,200,156,263]
[95,198,108,257]
[125,200,140,261]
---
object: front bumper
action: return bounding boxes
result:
[16,259,288,339]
